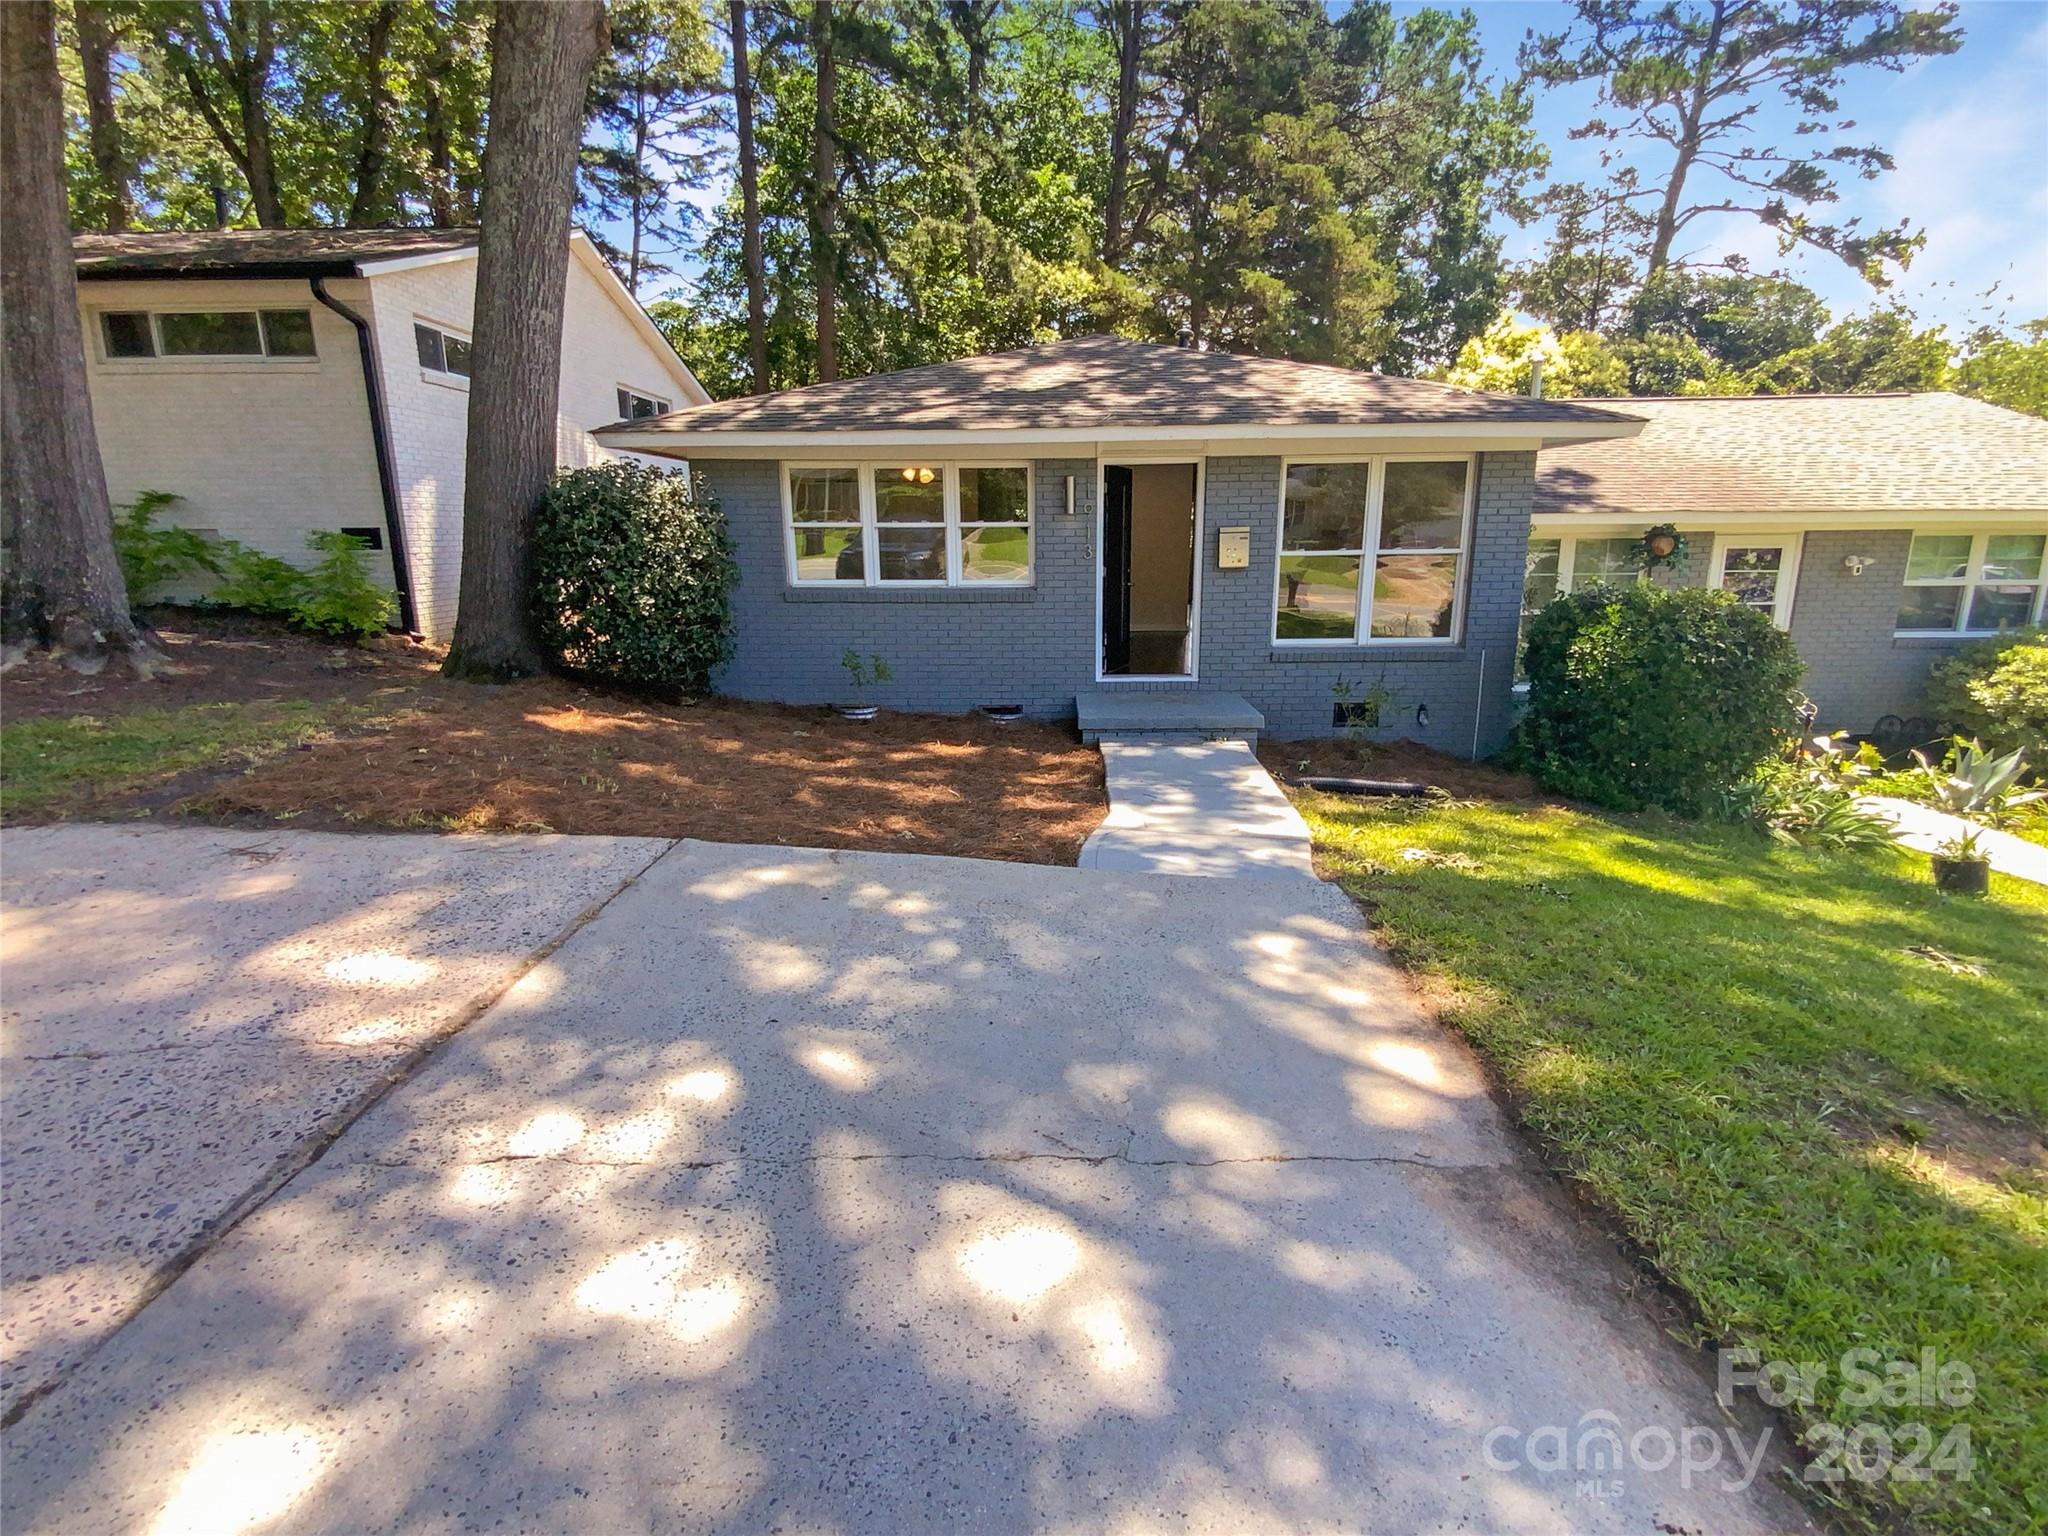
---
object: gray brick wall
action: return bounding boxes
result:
[1789,530,1969,730]
[701,451,1536,752]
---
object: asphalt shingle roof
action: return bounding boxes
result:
[598,335,1641,436]
[1537,392,2048,516]
[74,228,478,278]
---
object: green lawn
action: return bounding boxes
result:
[1301,794,2046,1534]
[1,699,376,818]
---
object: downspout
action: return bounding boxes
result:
[310,275,419,636]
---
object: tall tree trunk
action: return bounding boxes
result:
[443,0,607,680]
[225,1,285,226]
[346,0,399,226]
[628,82,649,293]
[1,2,154,673]
[1103,0,1141,266]
[729,0,769,393]
[73,1,130,231]
[1644,0,1727,281]
[809,0,838,383]
[423,11,458,224]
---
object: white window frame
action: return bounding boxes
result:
[1271,454,1476,647]
[1711,533,1803,630]
[94,304,318,364]
[1896,530,2048,637]
[617,385,671,420]
[781,460,1034,590]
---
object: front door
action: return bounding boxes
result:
[1100,462,1198,677]
[1101,466,1134,675]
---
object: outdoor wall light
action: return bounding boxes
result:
[1061,474,1076,515]
[1415,703,1430,729]
[1843,554,1871,576]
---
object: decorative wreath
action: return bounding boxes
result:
[1637,523,1689,572]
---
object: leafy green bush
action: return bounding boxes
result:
[1925,629,2048,763]
[1716,736,1899,851]
[1511,584,1803,813]
[210,543,306,617]
[531,462,736,696]
[112,490,221,603]
[290,531,394,641]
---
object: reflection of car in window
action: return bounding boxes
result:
[839,540,943,581]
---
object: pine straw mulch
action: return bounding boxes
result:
[188,679,1109,865]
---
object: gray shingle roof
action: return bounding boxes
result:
[74,228,478,278]
[1538,392,2048,516]
[597,335,1641,437]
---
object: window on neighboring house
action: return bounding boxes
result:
[414,321,472,378]
[99,308,316,360]
[617,387,670,420]
[1898,531,2046,634]
[1274,458,1471,643]
[784,462,1033,587]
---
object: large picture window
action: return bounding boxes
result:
[1897,531,2046,634]
[1274,457,1472,643]
[784,462,1032,587]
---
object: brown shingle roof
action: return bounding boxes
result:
[597,335,1640,437]
[1537,392,2048,516]
[74,228,478,278]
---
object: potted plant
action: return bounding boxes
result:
[1930,827,1991,896]
[838,650,891,720]
[1908,738,2040,896]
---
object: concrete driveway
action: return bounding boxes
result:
[1,830,1813,1534]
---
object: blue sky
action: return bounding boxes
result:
[1412,0,2048,333]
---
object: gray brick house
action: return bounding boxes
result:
[1533,393,2047,733]
[597,335,1640,753]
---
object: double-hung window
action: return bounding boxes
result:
[1274,457,1472,643]
[1897,532,2046,634]
[99,308,315,360]
[785,462,1032,587]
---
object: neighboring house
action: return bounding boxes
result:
[1534,393,2048,733]
[596,335,1642,751]
[72,227,708,639]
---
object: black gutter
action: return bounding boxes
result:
[311,276,419,636]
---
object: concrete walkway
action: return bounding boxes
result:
[1,828,1813,1534]
[1860,795,2048,886]
[1080,738,1316,880]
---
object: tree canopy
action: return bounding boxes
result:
[49,0,2045,416]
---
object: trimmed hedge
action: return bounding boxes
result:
[1511,583,1803,814]
[531,462,736,696]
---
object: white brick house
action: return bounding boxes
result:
[73,228,709,639]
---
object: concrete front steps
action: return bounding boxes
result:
[1075,688,1264,745]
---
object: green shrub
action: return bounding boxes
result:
[531,462,736,696]
[210,542,306,617]
[111,490,221,604]
[1511,583,1803,814]
[1925,629,2048,763]
[290,531,394,641]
